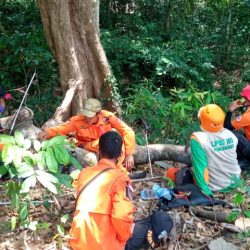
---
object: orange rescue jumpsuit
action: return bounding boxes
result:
[231,107,250,140]
[45,110,135,166]
[69,159,134,250]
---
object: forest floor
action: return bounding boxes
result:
[0,162,249,250]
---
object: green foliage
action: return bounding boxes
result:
[0,131,83,230]
[155,43,214,86]
[103,75,122,108]
[221,176,246,193]
[53,213,70,241]
[101,0,249,91]
[123,82,228,144]
[123,82,171,144]
[102,31,215,93]
[101,0,249,146]
[0,0,61,125]
[224,177,250,231]
[237,229,250,240]
[1,0,249,146]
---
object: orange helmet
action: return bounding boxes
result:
[198,104,225,132]
[240,85,250,101]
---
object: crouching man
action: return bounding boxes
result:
[190,104,241,196]
[38,98,135,171]
[224,84,250,169]
[69,131,134,250]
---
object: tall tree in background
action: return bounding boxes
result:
[38,0,118,126]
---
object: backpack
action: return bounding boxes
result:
[175,166,193,186]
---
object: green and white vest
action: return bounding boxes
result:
[193,128,241,191]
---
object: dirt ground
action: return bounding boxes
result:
[0,163,249,250]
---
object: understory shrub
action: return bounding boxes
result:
[123,82,231,145]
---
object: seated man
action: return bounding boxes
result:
[190,104,241,196]
[69,131,173,250]
[224,84,250,169]
[69,131,134,250]
[38,98,135,171]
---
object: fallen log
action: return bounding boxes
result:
[70,144,191,168]
[0,107,41,140]
[135,144,191,165]
[189,207,229,223]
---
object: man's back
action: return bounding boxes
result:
[69,158,134,250]
[193,128,241,190]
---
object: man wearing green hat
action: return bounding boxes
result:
[38,98,135,171]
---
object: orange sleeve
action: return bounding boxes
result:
[45,120,76,138]
[83,139,99,153]
[111,175,134,243]
[231,112,250,130]
[109,114,135,155]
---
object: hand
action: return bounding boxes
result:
[37,131,49,141]
[125,154,134,172]
[228,100,243,112]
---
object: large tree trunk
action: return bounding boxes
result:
[38,0,119,127]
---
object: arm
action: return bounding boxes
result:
[231,111,250,130]
[109,115,135,155]
[225,100,250,130]
[111,175,134,243]
[190,135,213,196]
[45,120,76,139]
[109,114,136,169]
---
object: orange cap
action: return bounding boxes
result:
[198,104,225,132]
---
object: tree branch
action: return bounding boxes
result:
[42,78,82,128]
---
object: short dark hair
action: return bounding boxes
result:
[99,131,122,159]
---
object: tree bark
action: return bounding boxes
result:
[38,0,119,126]
[73,144,191,167]
[135,144,191,165]
[94,0,100,35]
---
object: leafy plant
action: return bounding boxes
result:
[222,177,250,233]
[123,82,171,144]
[0,131,82,230]
[0,0,61,125]
[123,82,229,144]
[53,214,70,240]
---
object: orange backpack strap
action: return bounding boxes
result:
[75,167,113,207]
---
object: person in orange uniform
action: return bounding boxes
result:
[38,98,135,171]
[224,84,250,169]
[69,131,134,250]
